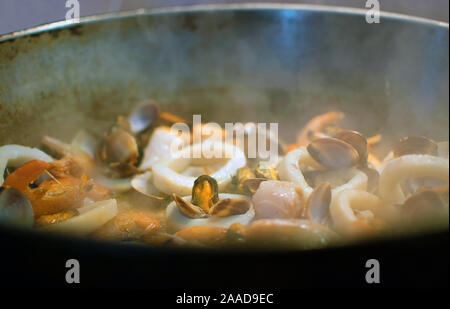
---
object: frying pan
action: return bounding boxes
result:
[0,4,448,288]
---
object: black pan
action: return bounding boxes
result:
[0,4,448,287]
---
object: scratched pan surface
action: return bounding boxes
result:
[0,4,448,287]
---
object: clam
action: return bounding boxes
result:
[95,125,140,178]
[307,137,359,169]
[334,130,368,165]
[71,130,98,158]
[0,187,34,228]
[130,171,167,202]
[128,100,187,134]
[306,182,332,225]
[401,190,448,223]
[95,100,188,178]
[128,100,160,134]
[393,136,438,158]
[98,127,139,166]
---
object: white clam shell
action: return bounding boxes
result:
[131,171,166,200]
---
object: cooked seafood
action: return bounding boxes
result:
[0,145,53,186]
[245,219,337,249]
[252,180,305,219]
[151,140,246,196]
[330,189,385,235]
[0,102,448,249]
[277,147,368,198]
[166,193,255,230]
[379,154,449,204]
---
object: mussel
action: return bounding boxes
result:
[173,175,250,219]
[191,175,219,213]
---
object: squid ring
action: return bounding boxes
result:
[166,193,255,230]
[330,189,383,234]
[152,141,246,196]
[277,147,367,198]
[379,154,449,204]
[0,145,53,186]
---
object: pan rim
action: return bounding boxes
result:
[0,3,448,43]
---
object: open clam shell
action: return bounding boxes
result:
[334,130,368,165]
[307,137,359,169]
[306,182,332,225]
[131,171,167,202]
[128,100,160,134]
